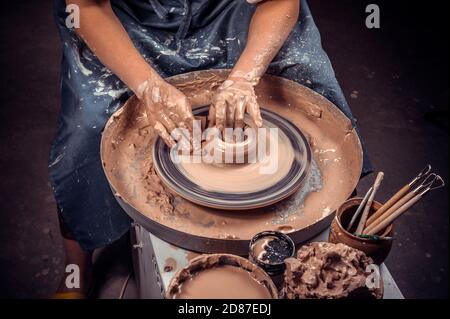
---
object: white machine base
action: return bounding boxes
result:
[130,223,404,299]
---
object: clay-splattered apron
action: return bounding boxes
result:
[51,0,371,250]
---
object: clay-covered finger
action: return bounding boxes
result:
[182,113,195,132]
[225,97,237,129]
[154,121,176,148]
[177,121,192,140]
[214,99,227,131]
[178,98,195,131]
[166,102,193,150]
[157,110,177,135]
[188,118,202,153]
[172,129,192,153]
[246,97,263,127]
[176,121,194,152]
[208,104,216,127]
[156,112,188,150]
[234,96,246,129]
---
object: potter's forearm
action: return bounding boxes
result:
[66,0,160,93]
[230,0,300,83]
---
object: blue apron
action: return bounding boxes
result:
[51,0,372,250]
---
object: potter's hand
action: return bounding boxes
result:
[209,77,263,130]
[137,76,194,148]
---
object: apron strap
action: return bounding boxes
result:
[148,0,169,19]
[149,0,192,42]
[175,0,192,41]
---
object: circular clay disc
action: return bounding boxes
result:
[153,106,311,210]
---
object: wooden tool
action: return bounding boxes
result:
[346,186,373,231]
[364,174,445,235]
[366,193,422,236]
[365,165,431,226]
[364,172,437,234]
[363,190,417,234]
[355,172,384,234]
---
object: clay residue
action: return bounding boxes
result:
[142,161,174,215]
[269,158,322,224]
[283,242,382,299]
[164,257,177,272]
[251,236,292,264]
[166,254,278,299]
[252,236,277,261]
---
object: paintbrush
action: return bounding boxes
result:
[355,172,384,234]
[346,186,373,231]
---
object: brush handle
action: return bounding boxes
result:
[366,193,423,235]
[363,190,416,234]
[355,172,384,234]
[366,184,410,226]
[346,187,373,231]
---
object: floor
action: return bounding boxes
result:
[0,0,448,299]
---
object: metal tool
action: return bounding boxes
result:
[365,165,431,226]
[364,173,442,234]
[366,175,444,235]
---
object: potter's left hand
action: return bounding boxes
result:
[208,77,263,130]
[137,75,195,148]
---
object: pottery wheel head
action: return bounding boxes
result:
[153,106,312,210]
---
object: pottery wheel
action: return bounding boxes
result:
[153,106,311,210]
[100,70,363,254]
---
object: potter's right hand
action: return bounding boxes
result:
[208,77,263,131]
[136,75,195,148]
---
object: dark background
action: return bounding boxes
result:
[0,0,448,298]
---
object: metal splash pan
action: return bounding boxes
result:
[100,69,363,255]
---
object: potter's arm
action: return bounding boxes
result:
[230,0,300,83]
[66,0,194,147]
[66,0,159,93]
[209,0,300,129]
